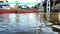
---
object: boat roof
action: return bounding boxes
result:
[0,4,10,6]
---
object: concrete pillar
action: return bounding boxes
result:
[46,0,50,20]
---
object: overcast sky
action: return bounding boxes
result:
[8,0,44,3]
[8,0,44,7]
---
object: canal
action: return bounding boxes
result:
[0,13,60,34]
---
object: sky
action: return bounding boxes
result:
[8,0,44,7]
[8,0,45,4]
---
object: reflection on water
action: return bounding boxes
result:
[0,13,60,34]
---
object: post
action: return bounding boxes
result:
[39,0,43,12]
[36,0,38,9]
[52,0,56,11]
[46,0,50,20]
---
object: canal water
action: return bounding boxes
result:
[0,13,60,34]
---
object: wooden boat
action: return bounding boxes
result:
[0,9,39,14]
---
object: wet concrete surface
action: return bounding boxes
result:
[0,13,60,34]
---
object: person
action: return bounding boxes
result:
[14,1,19,9]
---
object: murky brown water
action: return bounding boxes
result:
[50,12,60,25]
